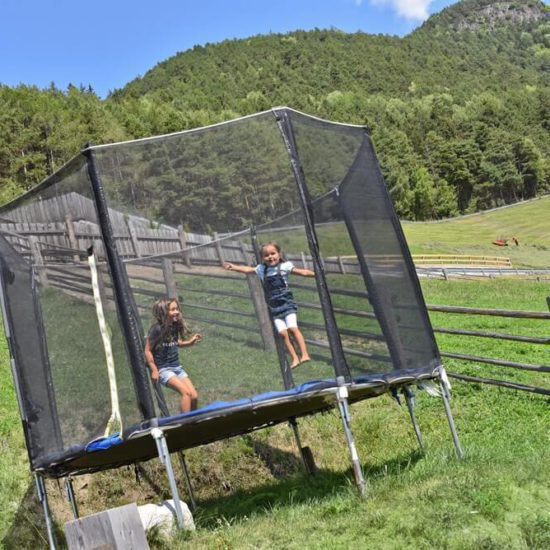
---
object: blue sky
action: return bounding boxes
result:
[2,1,460,98]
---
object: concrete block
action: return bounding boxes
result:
[137,499,195,538]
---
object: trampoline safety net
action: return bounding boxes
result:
[0,107,441,472]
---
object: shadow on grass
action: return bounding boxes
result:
[2,482,64,550]
[2,444,425,546]
[242,434,305,478]
[194,447,425,529]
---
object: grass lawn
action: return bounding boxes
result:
[268,195,550,268]
[182,380,550,550]
[403,196,550,269]
[1,276,549,548]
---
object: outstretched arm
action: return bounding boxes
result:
[224,262,256,274]
[178,333,202,347]
[292,267,315,277]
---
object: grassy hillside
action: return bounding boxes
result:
[403,195,550,268]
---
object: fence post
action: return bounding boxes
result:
[65,214,81,261]
[29,236,49,287]
[125,217,141,259]
[212,232,225,267]
[238,239,251,265]
[300,251,308,270]
[239,235,276,351]
[337,255,346,274]
[246,273,276,352]
[177,225,192,268]
[162,259,177,299]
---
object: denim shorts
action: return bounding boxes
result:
[158,365,188,386]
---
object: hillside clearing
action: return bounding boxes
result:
[403,196,550,269]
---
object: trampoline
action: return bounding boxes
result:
[0,107,462,547]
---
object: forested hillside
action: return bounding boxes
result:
[1,0,549,220]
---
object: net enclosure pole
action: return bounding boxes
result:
[289,417,317,476]
[274,109,349,381]
[252,225,315,470]
[65,477,80,519]
[336,378,366,497]
[177,453,197,512]
[152,428,186,529]
[83,145,156,421]
[275,109,365,494]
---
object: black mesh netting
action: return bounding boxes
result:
[0,108,440,470]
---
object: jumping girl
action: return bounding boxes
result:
[144,297,202,413]
[224,242,314,369]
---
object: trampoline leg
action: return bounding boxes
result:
[177,452,197,512]
[65,476,79,519]
[289,417,317,475]
[403,386,424,451]
[152,428,186,529]
[336,385,366,497]
[35,473,57,550]
[439,371,465,459]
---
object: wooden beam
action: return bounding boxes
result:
[64,503,149,550]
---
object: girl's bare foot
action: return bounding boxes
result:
[290,361,300,369]
[300,356,311,364]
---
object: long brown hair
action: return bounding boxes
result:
[150,297,189,349]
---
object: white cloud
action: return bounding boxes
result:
[369,0,434,21]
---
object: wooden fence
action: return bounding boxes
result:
[426,303,550,395]
[6,236,548,397]
[412,254,512,268]
[1,192,523,276]
[2,192,548,395]
[125,260,550,397]
[0,219,212,262]
[0,215,369,277]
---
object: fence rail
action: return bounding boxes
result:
[134,261,548,396]
[413,254,512,267]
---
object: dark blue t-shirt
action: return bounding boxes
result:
[148,324,180,369]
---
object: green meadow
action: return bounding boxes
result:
[403,196,550,269]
